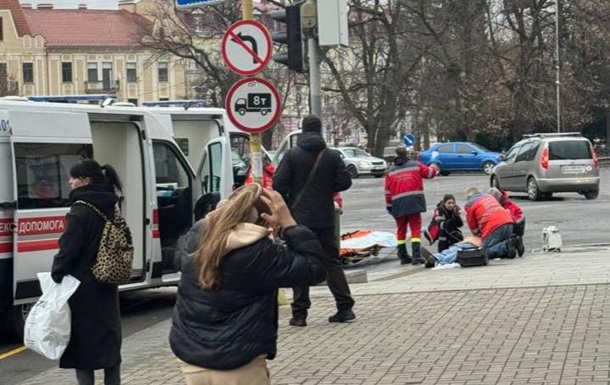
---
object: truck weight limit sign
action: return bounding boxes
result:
[225,78,281,134]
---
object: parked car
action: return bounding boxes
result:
[490,133,600,200]
[418,142,501,175]
[333,147,387,178]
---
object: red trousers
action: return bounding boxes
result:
[395,213,422,243]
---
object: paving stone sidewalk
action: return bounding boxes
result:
[17,247,610,385]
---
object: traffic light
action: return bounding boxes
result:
[270,5,304,72]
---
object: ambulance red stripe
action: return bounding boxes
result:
[0,242,13,253]
[17,239,60,253]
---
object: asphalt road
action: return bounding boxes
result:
[1,167,607,384]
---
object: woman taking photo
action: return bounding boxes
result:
[51,159,123,385]
[170,184,327,385]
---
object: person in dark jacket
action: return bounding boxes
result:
[425,194,464,253]
[51,159,123,385]
[169,184,326,385]
[385,147,438,265]
[272,114,355,327]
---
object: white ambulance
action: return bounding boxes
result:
[0,99,233,338]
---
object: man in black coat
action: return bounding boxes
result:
[273,114,355,326]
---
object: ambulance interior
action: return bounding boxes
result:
[90,120,147,278]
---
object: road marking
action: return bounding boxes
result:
[0,346,27,360]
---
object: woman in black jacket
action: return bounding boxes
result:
[51,159,123,385]
[170,184,327,385]
[431,194,464,252]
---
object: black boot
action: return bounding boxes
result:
[411,242,423,265]
[506,238,517,259]
[397,244,411,265]
[516,236,525,257]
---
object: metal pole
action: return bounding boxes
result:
[555,0,561,133]
[242,0,263,184]
[307,0,322,119]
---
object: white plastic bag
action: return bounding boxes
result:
[23,272,80,360]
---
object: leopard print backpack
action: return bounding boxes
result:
[74,200,134,285]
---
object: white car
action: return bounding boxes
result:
[333,147,387,178]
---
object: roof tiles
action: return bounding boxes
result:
[0,0,32,36]
[22,8,152,47]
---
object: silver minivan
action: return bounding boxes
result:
[490,133,600,200]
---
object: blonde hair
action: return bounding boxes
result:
[193,184,262,289]
[465,187,480,199]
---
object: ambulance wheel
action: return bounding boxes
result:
[12,304,32,341]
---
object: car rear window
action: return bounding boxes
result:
[548,140,592,160]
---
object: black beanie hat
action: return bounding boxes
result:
[301,114,322,133]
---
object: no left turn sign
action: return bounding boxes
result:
[225,78,281,134]
[222,20,272,76]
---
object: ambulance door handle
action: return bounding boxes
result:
[0,201,16,210]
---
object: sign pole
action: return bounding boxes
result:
[241,0,263,185]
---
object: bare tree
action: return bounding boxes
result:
[320,0,422,156]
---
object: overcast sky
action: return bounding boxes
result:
[21,0,118,9]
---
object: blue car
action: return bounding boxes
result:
[418,142,501,175]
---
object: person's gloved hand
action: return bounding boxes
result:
[51,273,64,284]
[386,206,393,215]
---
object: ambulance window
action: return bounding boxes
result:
[205,142,222,192]
[14,143,93,209]
[152,142,190,190]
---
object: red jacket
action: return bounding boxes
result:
[465,192,513,240]
[499,191,524,222]
[245,163,275,190]
[384,157,438,218]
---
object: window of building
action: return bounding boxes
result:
[0,18,4,41]
[22,63,34,83]
[126,63,137,83]
[87,63,98,83]
[102,62,113,89]
[128,98,138,106]
[0,63,7,81]
[62,62,73,83]
[158,62,168,83]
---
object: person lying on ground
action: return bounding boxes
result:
[420,236,482,268]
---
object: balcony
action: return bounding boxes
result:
[84,80,119,94]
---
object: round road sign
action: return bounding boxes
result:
[225,77,281,134]
[222,20,272,76]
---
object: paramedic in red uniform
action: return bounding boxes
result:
[464,187,516,259]
[385,147,438,265]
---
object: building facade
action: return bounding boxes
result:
[0,0,188,104]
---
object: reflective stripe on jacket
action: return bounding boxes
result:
[384,158,438,218]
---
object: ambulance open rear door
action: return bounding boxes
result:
[9,109,92,307]
[194,136,232,220]
[0,110,15,324]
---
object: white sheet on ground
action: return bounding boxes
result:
[341,231,397,249]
